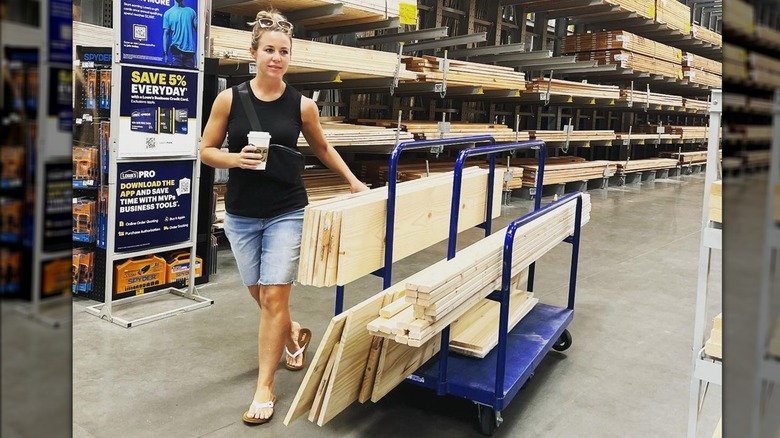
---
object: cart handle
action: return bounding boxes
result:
[449,140,546,259]
[384,135,496,289]
[494,192,583,399]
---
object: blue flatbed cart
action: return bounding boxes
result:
[403,141,584,436]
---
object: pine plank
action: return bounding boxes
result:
[316,291,385,426]
[308,342,339,422]
[358,337,384,403]
[283,312,348,425]
[371,333,441,402]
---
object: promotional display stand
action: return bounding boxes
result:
[2,1,73,326]
[83,0,212,327]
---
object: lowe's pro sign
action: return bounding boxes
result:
[120,0,199,70]
[118,65,198,157]
[115,160,193,252]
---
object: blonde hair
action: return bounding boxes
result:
[249,9,292,51]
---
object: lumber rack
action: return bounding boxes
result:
[400,139,580,437]
[332,135,497,315]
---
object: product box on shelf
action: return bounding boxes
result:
[72,198,97,243]
[72,146,99,187]
[114,255,167,296]
[72,248,94,293]
[1,146,25,188]
[43,257,72,296]
[0,198,23,242]
[165,252,202,285]
[1,248,22,294]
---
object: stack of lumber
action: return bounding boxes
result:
[682,53,722,75]
[210,26,417,80]
[659,150,715,165]
[691,25,723,46]
[297,118,413,148]
[356,118,525,142]
[769,316,780,358]
[709,180,722,223]
[667,125,709,139]
[620,88,684,107]
[748,52,780,88]
[527,130,616,142]
[302,169,354,202]
[521,160,618,185]
[683,98,711,112]
[527,77,621,99]
[615,132,681,141]
[723,44,748,82]
[654,0,691,35]
[704,313,722,359]
[613,158,679,173]
[297,167,503,287]
[369,194,592,348]
[748,97,773,113]
[610,0,656,19]
[755,25,780,47]
[563,30,681,62]
[283,282,442,427]
[401,55,526,90]
[725,125,772,141]
[736,149,771,167]
[575,50,682,79]
[352,158,523,189]
[682,68,722,88]
[723,0,754,35]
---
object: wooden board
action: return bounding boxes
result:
[371,333,442,402]
[655,0,691,35]
[308,342,339,422]
[450,291,539,358]
[283,312,348,425]
[527,77,621,99]
[692,26,722,47]
[316,291,385,426]
[358,337,383,403]
[563,30,681,61]
[575,50,683,79]
[710,180,722,223]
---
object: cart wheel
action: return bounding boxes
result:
[553,329,572,352]
[478,404,497,436]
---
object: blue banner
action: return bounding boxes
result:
[49,0,72,64]
[118,65,198,157]
[120,0,199,70]
[115,160,193,252]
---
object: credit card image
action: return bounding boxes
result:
[130,107,157,133]
[174,109,188,134]
[158,107,173,134]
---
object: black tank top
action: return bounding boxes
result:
[225,81,308,218]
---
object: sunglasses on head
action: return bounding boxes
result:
[251,17,293,33]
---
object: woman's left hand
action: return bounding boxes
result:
[350,181,370,193]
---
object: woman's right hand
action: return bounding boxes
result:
[238,145,264,170]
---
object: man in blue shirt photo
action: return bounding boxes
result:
[163,0,197,69]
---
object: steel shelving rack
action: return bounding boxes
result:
[751,89,780,438]
[687,88,722,438]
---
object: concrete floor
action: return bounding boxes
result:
[7,171,725,437]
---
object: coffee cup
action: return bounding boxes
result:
[247,131,271,170]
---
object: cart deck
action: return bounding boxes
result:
[407,303,573,410]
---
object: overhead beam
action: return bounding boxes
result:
[466,50,552,63]
[312,18,400,37]
[402,32,487,52]
[286,4,344,22]
[356,27,449,46]
[496,55,578,68]
[448,43,526,58]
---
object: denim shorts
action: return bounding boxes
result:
[223,208,304,286]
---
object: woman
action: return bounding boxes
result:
[200,9,369,424]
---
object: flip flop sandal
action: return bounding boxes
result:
[242,395,277,424]
[284,328,312,371]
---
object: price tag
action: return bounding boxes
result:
[399,3,417,26]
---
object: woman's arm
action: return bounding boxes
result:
[300,96,369,193]
[200,89,263,170]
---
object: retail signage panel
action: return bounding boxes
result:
[49,0,72,64]
[115,160,193,252]
[43,161,72,252]
[49,67,73,133]
[118,65,198,157]
[120,0,199,70]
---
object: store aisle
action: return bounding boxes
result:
[72,173,721,438]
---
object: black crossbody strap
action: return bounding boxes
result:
[237,81,263,132]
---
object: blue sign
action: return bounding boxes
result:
[118,65,199,156]
[49,0,72,64]
[120,0,199,70]
[115,160,193,252]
